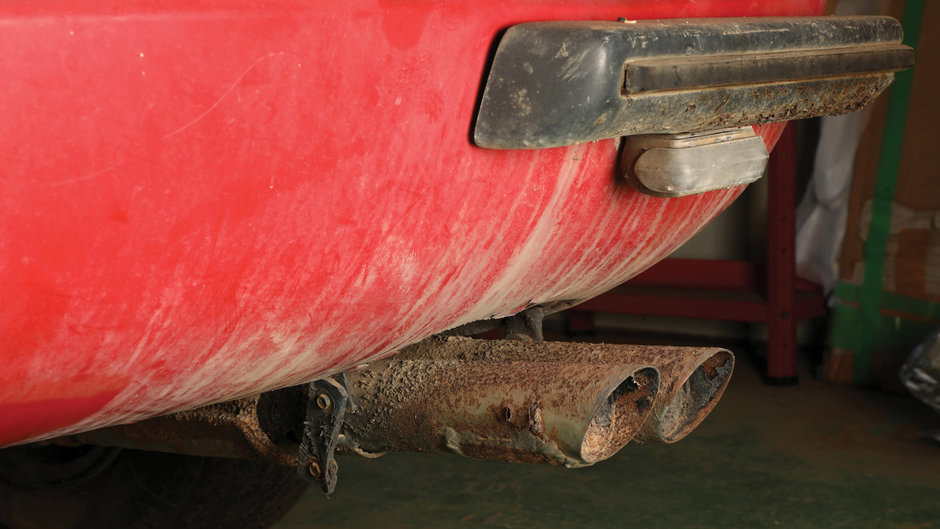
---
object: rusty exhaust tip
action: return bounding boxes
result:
[657,350,734,443]
[64,340,730,472]
[580,368,659,464]
[340,339,733,466]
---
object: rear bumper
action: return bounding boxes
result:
[476,16,911,150]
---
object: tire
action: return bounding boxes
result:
[0,444,309,529]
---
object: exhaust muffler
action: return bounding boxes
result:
[64,336,735,490]
[341,336,660,467]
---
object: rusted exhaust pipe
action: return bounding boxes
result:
[62,338,733,475]
[633,348,734,443]
[341,337,660,467]
[68,395,296,466]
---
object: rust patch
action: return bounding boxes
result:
[581,369,658,464]
[527,401,544,437]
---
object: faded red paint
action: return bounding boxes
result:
[0,0,821,446]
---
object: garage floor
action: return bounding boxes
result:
[274,337,940,529]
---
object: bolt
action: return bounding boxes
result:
[307,457,322,480]
[316,393,332,410]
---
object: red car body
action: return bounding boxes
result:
[0,0,823,447]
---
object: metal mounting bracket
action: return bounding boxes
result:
[296,375,349,495]
[505,306,545,341]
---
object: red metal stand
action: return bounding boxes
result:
[765,123,800,383]
[571,124,825,383]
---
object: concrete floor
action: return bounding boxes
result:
[275,341,940,529]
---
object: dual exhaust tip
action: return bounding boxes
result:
[69,337,734,472]
[341,336,734,467]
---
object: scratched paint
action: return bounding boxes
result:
[0,0,820,446]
